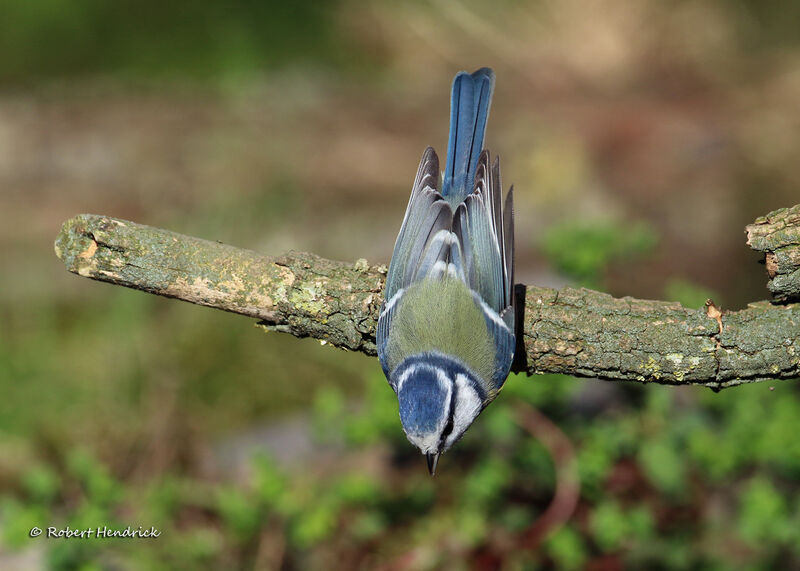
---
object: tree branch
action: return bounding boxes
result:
[55,211,800,390]
[746,204,800,303]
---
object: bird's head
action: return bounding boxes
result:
[392,356,486,474]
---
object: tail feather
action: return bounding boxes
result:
[442,68,495,201]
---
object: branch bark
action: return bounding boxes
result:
[746,204,800,303]
[55,211,800,390]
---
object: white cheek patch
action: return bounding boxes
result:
[445,374,483,450]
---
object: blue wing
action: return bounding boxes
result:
[382,147,461,303]
[453,151,514,321]
[378,147,463,373]
[458,151,515,388]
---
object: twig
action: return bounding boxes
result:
[514,403,580,550]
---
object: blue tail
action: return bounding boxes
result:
[442,68,495,201]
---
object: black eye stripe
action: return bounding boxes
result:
[438,380,457,448]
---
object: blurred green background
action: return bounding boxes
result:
[2,0,800,569]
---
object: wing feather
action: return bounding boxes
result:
[384,147,449,300]
[380,148,454,372]
[471,292,515,391]
[502,184,515,315]
[452,151,514,315]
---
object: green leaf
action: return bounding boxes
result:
[22,464,61,504]
[638,436,686,497]
[545,526,587,570]
[290,503,337,548]
[216,488,262,541]
[590,501,628,551]
[0,497,49,549]
[738,477,790,544]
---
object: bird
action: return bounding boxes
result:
[376,68,515,475]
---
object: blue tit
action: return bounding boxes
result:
[377,68,515,475]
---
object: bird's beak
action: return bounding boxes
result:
[426,452,440,476]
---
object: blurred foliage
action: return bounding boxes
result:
[0,0,351,83]
[663,277,720,310]
[541,219,658,288]
[4,360,800,568]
